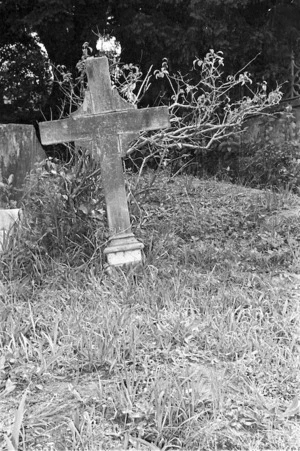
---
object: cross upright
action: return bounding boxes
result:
[39,57,170,267]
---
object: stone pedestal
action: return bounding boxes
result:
[104,233,144,266]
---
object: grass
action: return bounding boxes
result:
[0,171,300,450]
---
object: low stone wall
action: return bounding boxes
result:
[241,97,300,148]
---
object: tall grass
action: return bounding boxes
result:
[0,172,299,450]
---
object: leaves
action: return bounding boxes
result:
[0,37,52,122]
[0,0,299,125]
[10,388,29,450]
[0,151,107,281]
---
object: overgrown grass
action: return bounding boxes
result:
[0,172,300,450]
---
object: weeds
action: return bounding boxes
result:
[0,173,299,450]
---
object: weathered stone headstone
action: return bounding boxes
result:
[39,57,170,267]
[0,124,46,251]
[0,124,46,206]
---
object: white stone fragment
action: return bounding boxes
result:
[0,209,21,251]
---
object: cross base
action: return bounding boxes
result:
[104,232,144,267]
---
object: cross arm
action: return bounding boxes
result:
[39,106,170,145]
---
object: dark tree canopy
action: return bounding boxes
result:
[0,35,52,123]
[107,0,300,85]
[1,0,300,122]
[0,0,109,69]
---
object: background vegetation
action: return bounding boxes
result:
[1,0,300,122]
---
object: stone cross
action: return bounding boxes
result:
[39,57,170,267]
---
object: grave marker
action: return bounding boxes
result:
[39,57,170,267]
[0,124,46,251]
[0,124,46,206]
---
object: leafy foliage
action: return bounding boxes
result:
[0,152,107,281]
[0,36,52,122]
[0,0,109,69]
[238,141,300,191]
[108,0,300,93]
[0,0,300,121]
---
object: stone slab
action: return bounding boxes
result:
[0,208,21,251]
